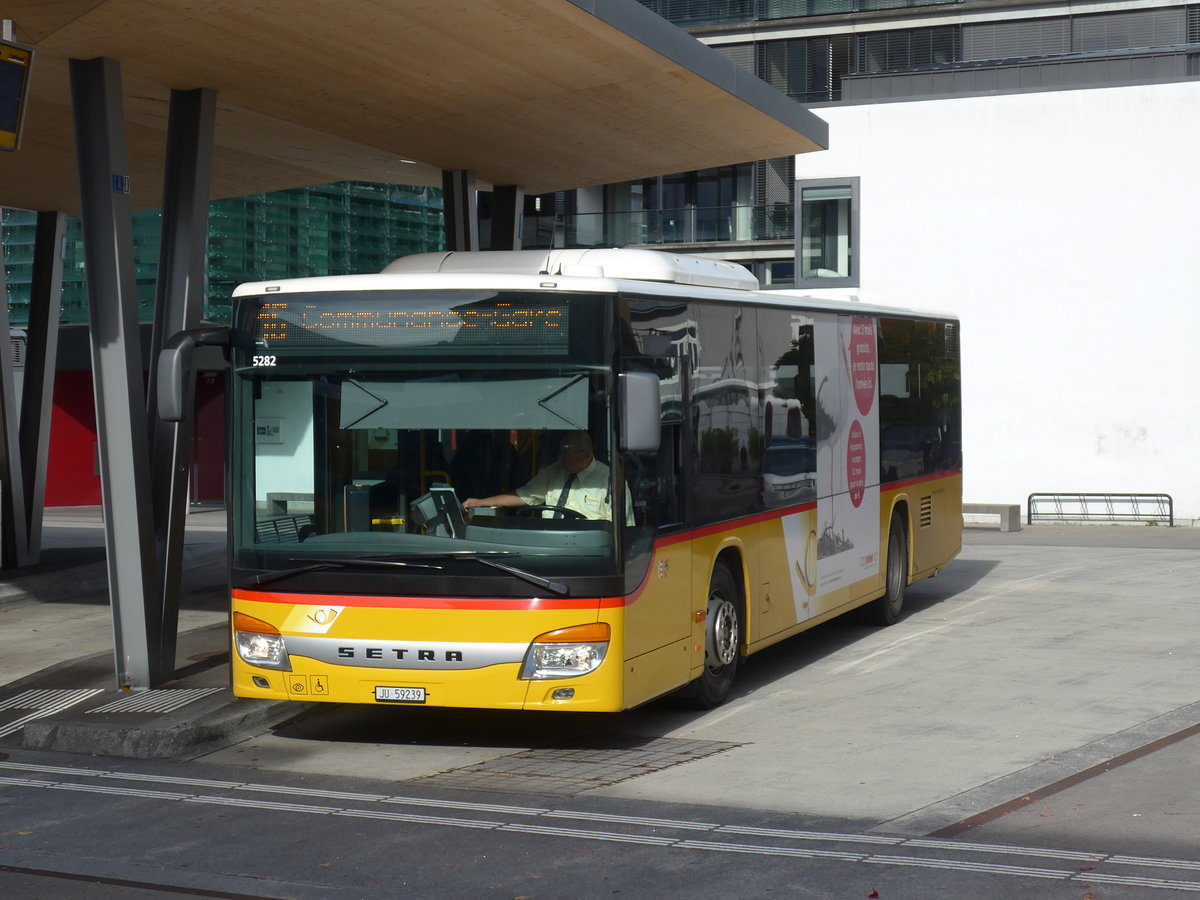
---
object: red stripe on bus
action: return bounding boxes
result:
[652,502,819,548]
[621,503,820,604]
[233,589,621,611]
[882,469,963,492]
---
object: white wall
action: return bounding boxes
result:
[795,81,1200,522]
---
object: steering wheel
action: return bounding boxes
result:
[516,505,587,521]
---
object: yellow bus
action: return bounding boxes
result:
[204,249,960,711]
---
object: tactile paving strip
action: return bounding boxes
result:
[86,687,224,715]
[411,735,740,796]
[0,688,105,738]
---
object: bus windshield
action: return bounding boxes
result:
[230,289,619,584]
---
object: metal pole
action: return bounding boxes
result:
[70,56,158,690]
[441,170,479,251]
[490,185,525,250]
[148,88,216,681]
[18,211,67,564]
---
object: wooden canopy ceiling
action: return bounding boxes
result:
[0,0,827,214]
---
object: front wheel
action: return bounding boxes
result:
[680,563,742,708]
[860,512,907,626]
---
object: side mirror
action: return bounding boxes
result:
[156,327,231,422]
[619,371,660,452]
[157,342,189,422]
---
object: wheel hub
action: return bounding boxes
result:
[707,597,738,669]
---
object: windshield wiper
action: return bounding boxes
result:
[375,551,570,597]
[462,556,570,597]
[249,552,569,597]
[248,557,443,588]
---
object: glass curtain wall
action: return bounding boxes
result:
[600,165,755,248]
[2,182,444,326]
[637,0,951,26]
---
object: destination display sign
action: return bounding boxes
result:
[249,293,569,353]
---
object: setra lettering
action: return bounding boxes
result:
[334,645,466,663]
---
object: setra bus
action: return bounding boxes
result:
[161,248,961,711]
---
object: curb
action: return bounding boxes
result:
[21,690,312,761]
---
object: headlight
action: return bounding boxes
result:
[233,612,292,671]
[520,623,610,680]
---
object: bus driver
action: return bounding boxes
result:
[463,431,619,521]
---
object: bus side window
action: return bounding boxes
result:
[624,433,679,531]
[655,424,682,528]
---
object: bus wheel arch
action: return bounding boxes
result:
[860,506,909,626]
[889,499,911,566]
[681,551,745,708]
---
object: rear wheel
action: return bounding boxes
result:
[861,512,907,626]
[681,563,742,708]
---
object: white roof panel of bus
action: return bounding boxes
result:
[232,249,957,323]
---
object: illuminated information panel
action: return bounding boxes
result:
[250,292,570,353]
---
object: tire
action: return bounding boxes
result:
[680,563,742,708]
[860,512,907,626]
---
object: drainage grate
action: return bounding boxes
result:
[411,735,740,796]
[0,689,105,738]
[87,687,224,715]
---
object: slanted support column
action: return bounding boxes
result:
[70,56,159,690]
[147,88,216,681]
[491,185,525,250]
[18,211,67,564]
[441,169,478,251]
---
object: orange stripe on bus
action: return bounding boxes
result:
[232,588,620,611]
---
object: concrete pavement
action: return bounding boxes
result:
[0,507,303,758]
[0,507,227,686]
[579,527,1200,840]
[3,509,1200,857]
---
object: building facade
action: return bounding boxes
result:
[527,0,1200,521]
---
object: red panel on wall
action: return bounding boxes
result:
[46,370,101,507]
[45,370,228,507]
[191,373,226,503]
